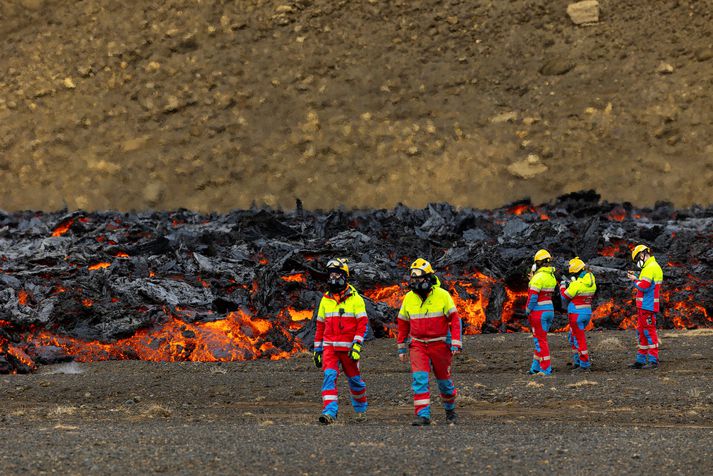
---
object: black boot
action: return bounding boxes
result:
[628,361,645,369]
[318,414,336,425]
[411,416,431,426]
[445,409,458,425]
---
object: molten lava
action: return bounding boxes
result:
[607,207,627,222]
[501,288,530,331]
[281,273,307,284]
[600,240,625,257]
[364,284,405,309]
[28,310,300,363]
[88,262,112,271]
[445,272,497,333]
[287,308,312,321]
[51,218,74,237]
[509,204,536,216]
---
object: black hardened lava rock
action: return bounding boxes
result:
[0,192,711,372]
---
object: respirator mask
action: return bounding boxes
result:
[327,271,347,293]
[409,269,433,294]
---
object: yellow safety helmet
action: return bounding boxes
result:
[326,258,349,277]
[533,249,551,263]
[631,244,650,262]
[410,258,434,277]
[568,257,586,274]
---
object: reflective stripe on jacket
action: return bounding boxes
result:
[314,285,368,351]
[397,277,462,350]
[527,266,557,313]
[560,271,596,315]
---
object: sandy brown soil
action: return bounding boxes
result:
[1,1,713,212]
[2,329,713,474]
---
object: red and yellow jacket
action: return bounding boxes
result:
[633,256,663,312]
[559,271,596,315]
[314,285,368,351]
[397,277,462,351]
[526,266,557,314]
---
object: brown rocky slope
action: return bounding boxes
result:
[1,0,712,211]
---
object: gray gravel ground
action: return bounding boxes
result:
[2,329,713,475]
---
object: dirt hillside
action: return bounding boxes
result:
[1,0,712,211]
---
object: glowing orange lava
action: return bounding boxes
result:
[364,284,405,309]
[502,288,529,331]
[607,207,627,222]
[281,273,307,284]
[445,272,497,333]
[51,219,74,237]
[509,204,535,216]
[28,310,301,362]
[287,309,313,321]
[18,290,29,306]
[88,262,112,271]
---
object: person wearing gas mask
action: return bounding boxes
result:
[312,258,368,424]
[396,258,462,426]
[559,257,597,370]
[526,249,557,375]
[626,245,663,369]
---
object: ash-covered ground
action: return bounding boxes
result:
[2,330,713,475]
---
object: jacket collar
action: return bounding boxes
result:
[536,266,555,276]
[326,284,353,302]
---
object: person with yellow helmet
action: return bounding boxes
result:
[313,258,369,424]
[525,249,557,375]
[397,258,462,426]
[626,245,664,369]
[559,257,597,370]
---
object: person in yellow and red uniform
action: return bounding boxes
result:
[627,245,663,369]
[397,259,462,426]
[559,257,596,371]
[313,258,368,424]
[526,249,557,375]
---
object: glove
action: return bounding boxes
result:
[313,350,323,368]
[349,342,362,361]
[451,345,461,354]
[397,348,407,355]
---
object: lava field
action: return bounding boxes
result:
[1,191,711,374]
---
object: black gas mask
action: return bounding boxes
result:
[409,271,434,296]
[327,270,347,294]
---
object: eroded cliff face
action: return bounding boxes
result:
[1,0,712,211]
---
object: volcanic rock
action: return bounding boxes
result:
[0,194,712,374]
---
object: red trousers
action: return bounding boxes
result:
[321,347,367,416]
[568,313,590,364]
[528,310,553,371]
[636,309,659,363]
[409,341,456,418]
